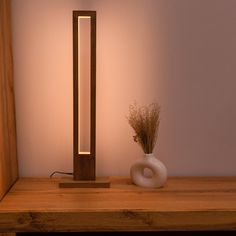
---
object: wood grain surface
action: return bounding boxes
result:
[0,0,18,201]
[0,177,236,232]
[0,233,15,236]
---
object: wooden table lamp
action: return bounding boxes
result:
[59,11,110,188]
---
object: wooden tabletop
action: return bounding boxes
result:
[0,176,236,232]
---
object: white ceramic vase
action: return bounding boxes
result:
[130,153,167,188]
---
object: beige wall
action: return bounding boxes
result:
[12,0,236,177]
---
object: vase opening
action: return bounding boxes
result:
[144,153,154,158]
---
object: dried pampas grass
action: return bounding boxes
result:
[128,102,160,154]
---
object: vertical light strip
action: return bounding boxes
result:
[78,16,91,155]
[78,17,80,154]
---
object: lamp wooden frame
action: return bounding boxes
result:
[73,11,96,181]
[59,10,109,188]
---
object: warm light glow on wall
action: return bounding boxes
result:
[12,0,236,178]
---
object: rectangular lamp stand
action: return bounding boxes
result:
[59,177,110,188]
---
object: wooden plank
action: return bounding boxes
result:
[0,0,18,201]
[0,177,236,232]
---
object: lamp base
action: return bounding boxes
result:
[59,177,110,188]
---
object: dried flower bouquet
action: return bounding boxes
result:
[128,102,160,154]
